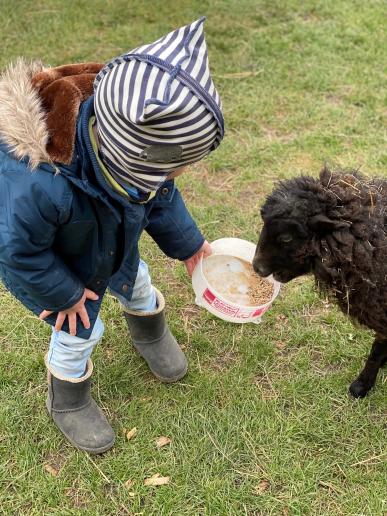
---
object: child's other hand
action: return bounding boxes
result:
[184,240,212,276]
[39,288,99,336]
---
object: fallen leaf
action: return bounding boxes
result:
[156,436,172,449]
[253,479,270,494]
[43,463,60,477]
[128,492,136,498]
[126,427,137,441]
[124,479,134,489]
[144,473,170,486]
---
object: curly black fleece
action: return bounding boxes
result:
[264,168,387,336]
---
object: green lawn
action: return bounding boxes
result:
[0,1,386,514]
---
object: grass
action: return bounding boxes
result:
[0,0,386,514]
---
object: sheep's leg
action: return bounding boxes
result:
[349,338,387,398]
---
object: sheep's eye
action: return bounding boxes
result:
[277,234,293,244]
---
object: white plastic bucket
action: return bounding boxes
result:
[192,238,280,324]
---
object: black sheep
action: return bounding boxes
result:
[253,167,387,398]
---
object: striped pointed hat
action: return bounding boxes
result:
[94,17,224,193]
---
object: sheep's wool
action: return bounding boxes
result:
[94,17,224,193]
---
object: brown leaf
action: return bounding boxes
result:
[126,427,137,441]
[253,479,270,494]
[144,473,170,486]
[43,463,60,477]
[156,436,172,449]
[124,479,134,489]
[43,451,66,476]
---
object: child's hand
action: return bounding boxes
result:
[39,288,99,336]
[184,240,212,276]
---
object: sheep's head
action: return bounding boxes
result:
[253,175,346,283]
[253,213,313,283]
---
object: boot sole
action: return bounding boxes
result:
[46,397,115,455]
[132,342,189,383]
[150,363,188,383]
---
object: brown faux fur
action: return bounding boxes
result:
[0,60,103,167]
[31,63,103,164]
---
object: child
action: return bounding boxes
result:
[0,18,224,453]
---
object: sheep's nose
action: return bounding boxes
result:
[252,256,271,277]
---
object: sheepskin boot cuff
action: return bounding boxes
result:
[123,289,188,383]
[45,355,115,454]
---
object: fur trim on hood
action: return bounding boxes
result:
[0,59,51,168]
[0,59,103,167]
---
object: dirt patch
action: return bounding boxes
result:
[209,349,239,372]
[325,94,343,106]
[253,372,279,400]
[43,449,68,476]
[64,487,92,509]
[274,313,290,331]
[308,349,345,377]
[179,304,202,339]
[260,123,294,144]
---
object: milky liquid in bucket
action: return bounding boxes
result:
[202,255,274,307]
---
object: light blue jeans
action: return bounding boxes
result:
[47,260,157,378]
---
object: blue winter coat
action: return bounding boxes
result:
[0,96,204,338]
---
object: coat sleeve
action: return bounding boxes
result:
[145,184,205,261]
[0,180,84,312]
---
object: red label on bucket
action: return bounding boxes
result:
[253,306,268,317]
[203,289,216,303]
[203,288,263,319]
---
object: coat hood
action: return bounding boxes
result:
[0,59,102,167]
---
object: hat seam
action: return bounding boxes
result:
[122,54,224,138]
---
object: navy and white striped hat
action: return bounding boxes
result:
[94,17,224,193]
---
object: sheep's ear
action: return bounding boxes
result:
[309,215,349,234]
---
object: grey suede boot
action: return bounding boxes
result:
[123,289,188,383]
[45,356,115,454]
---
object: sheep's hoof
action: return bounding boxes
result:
[349,379,372,398]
